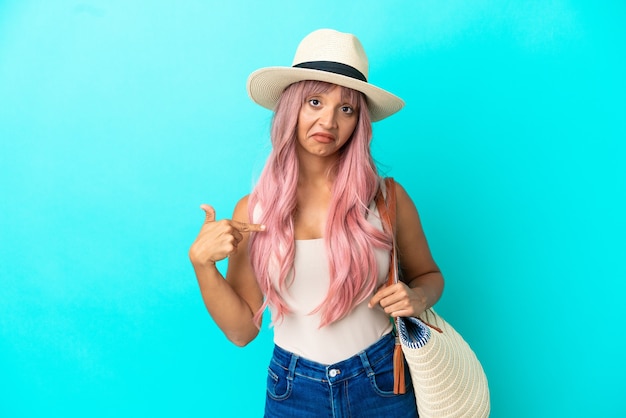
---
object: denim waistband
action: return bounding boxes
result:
[270,332,395,385]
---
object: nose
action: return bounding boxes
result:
[318,106,338,129]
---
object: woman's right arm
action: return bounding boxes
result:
[188,195,266,347]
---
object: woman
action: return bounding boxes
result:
[189,29,444,417]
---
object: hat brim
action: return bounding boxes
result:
[247,67,404,122]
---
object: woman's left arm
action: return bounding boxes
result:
[369,181,444,317]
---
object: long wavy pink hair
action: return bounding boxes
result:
[248,80,392,327]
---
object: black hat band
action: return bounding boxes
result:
[293,61,367,83]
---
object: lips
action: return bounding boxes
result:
[310,132,336,144]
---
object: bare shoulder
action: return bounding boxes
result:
[232,194,251,221]
[392,180,420,221]
[390,179,440,279]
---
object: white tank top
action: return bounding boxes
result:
[269,201,393,365]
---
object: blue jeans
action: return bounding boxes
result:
[264,332,418,417]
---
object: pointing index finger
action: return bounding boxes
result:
[233,220,266,233]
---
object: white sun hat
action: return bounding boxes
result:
[247,29,405,122]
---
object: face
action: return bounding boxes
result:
[296,85,359,160]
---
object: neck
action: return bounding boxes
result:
[297,157,337,188]
[296,147,339,187]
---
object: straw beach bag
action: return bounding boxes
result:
[375,178,490,418]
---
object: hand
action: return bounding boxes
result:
[189,204,266,267]
[368,282,428,318]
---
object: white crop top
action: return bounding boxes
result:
[268,201,393,365]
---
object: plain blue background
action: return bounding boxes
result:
[1,1,624,416]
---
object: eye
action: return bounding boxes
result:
[341,105,355,114]
[308,98,321,107]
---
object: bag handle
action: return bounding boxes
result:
[374,178,406,394]
[375,177,398,287]
[375,177,444,395]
